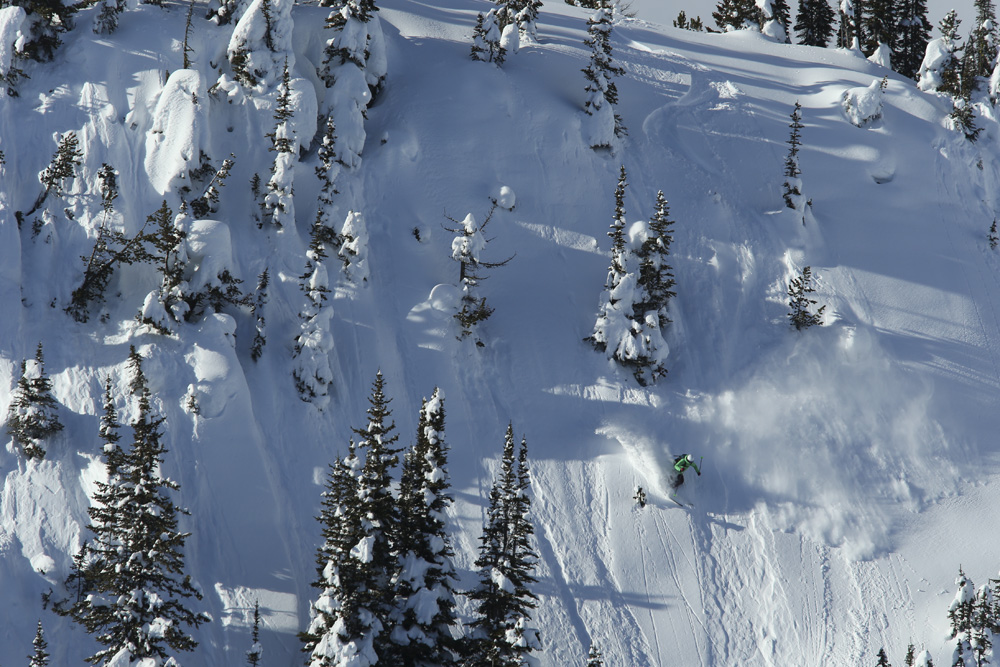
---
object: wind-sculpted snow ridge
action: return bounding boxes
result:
[2,0,1000,665]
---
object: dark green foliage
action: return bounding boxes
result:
[247,600,262,666]
[770,0,792,40]
[861,0,895,53]
[935,12,965,97]
[28,620,49,667]
[93,0,127,34]
[783,101,804,209]
[949,98,981,142]
[56,347,208,664]
[838,0,861,48]
[189,154,235,218]
[904,643,916,667]
[12,0,77,62]
[876,648,892,667]
[674,11,705,30]
[787,266,825,330]
[795,0,836,46]
[893,0,931,78]
[20,132,82,226]
[67,165,157,323]
[964,0,997,82]
[989,219,998,249]
[251,268,269,362]
[5,343,63,459]
[582,6,627,139]
[464,425,541,667]
[635,190,677,328]
[388,389,461,666]
[471,11,506,65]
[587,643,605,667]
[712,0,763,31]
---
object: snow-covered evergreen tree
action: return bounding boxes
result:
[989,219,998,249]
[586,642,605,666]
[471,9,506,65]
[766,0,792,41]
[5,343,63,459]
[838,0,861,48]
[19,130,82,227]
[251,267,269,362]
[581,6,626,148]
[861,0,895,60]
[138,200,190,333]
[264,59,297,229]
[10,0,76,62]
[465,425,541,667]
[875,647,892,667]
[794,0,836,46]
[787,266,826,330]
[226,0,294,91]
[712,0,763,31]
[964,0,997,83]
[301,371,400,667]
[319,0,387,170]
[338,210,369,283]
[893,0,931,78]
[56,346,208,665]
[29,620,49,667]
[247,600,263,667]
[783,101,805,211]
[918,11,964,94]
[387,388,460,667]
[445,205,513,341]
[92,0,126,34]
[292,213,336,407]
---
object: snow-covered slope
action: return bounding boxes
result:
[2,1,1000,665]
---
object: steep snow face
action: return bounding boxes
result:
[3,0,1000,666]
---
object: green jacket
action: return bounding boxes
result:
[674,456,701,475]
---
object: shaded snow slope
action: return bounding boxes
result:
[2,1,1000,665]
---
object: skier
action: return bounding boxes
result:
[670,454,701,492]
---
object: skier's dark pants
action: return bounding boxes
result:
[671,473,684,490]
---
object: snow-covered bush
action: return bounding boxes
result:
[842,78,885,127]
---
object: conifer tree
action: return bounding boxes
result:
[388,389,460,667]
[19,131,83,227]
[292,235,335,406]
[57,347,208,665]
[251,268,270,362]
[226,0,293,91]
[471,10,506,65]
[586,642,605,666]
[894,0,931,78]
[795,0,836,46]
[338,210,370,283]
[444,205,513,342]
[876,647,892,666]
[989,220,998,249]
[919,11,964,95]
[247,600,263,667]
[712,0,763,31]
[29,620,49,667]
[783,101,805,211]
[769,0,792,40]
[581,6,627,147]
[965,0,997,82]
[904,643,916,667]
[190,154,235,219]
[862,0,895,56]
[5,343,63,459]
[10,0,77,62]
[787,266,826,329]
[465,425,541,667]
[137,201,190,332]
[302,371,401,667]
[838,0,861,48]
[264,59,297,229]
[92,0,126,34]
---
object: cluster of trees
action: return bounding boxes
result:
[301,372,543,667]
[874,567,1000,667]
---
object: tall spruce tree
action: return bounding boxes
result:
[787,266,826,329]
[783,101,805,210]
[712,0,762,31]
[894,0,932,78]
[56,347,208,665]
[581,6,627,147]
[464,425,541,667]
[29,620,50,667]
[862,0,896,55]
[838,0,861,48]
[387,388,461,666]
[247,600,263,667]
[264,59,297,229]
[795,0,836,46]
[5,343,63,459]
[586,643,605,667]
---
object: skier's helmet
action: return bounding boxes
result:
[684,454,693,463]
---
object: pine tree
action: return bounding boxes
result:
[28,620,49,667]
[190,154,235,218]
[68,164,158,323]
[338,210,370,283]
[444,205,514,341]
[795,0,836,46]
[464,425,541,667]
[5,343,63,459]
[57,347,208,664]
[247,600,263,667]
[862,0,895,55]
[18,132,83,227]
[264,59,297,229]
[783,101,805,210]
[11,0,77,62]
[876,648,893,667]
[586,642,605,666]
[965,0,997,82]
[388,389,460,666]
[248,267,268,363]
[769,0,792,40]
[712,0,763,31]
[894,0,932,78]
[302,371,401,667]
[471,10,506,65]
[787,266,826,330]
[581,7,627,147]
[904,643,916,666]
[989,220,998,249]
[137,201,190,332]
[92,0,126,34]
[838,0,861,48]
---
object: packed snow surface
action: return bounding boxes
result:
[2,0,1000,665]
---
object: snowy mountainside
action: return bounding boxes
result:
[2,0,1000,665]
